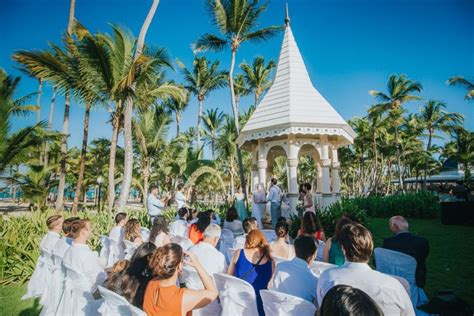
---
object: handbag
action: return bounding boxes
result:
[241,253,265,281]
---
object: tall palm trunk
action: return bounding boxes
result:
[107,100,122,211]
[36,79,43,123]
[72,101,91,214]
[196,98,203,148]
[142,160,150,208]
[372,132,378,194]
[423,129,432,191]
[176,112,181,137]
[117,0,160,212]
[394,126,404,192]
[229,48,248,206]
[44,85,57,168]
[55,92,70,211]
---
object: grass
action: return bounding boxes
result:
[1,217,473,315]
[368,217,474,308]
[0,284,41,316]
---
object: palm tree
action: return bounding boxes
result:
[203,108,225,159]
[369,74,422,190]
[117,0,161,212]
[448,76,474,100]
[365,109,389,194]
[43,84,58,168]
[443,127,474,188]
[133,105,171,202]
[216,114,239,196]
[194,0,282,201]
[240,56,275,106]
[18,165,58,211]
[233,74,251,112]
[177,56,228,148]
[417,100,464,189]
[165,90,189,137]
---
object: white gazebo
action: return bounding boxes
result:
[237,9,356,212]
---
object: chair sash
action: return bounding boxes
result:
[260,289,317,316]
[40,254,66,315]
[22,249,51,300]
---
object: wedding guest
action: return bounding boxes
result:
[149,215,171,247]
[169,207,190,237]
[234,187,247,221]
[302,183,315,213]
[319,285,383,316]
[270,220,295,260]
[105,242,156,309]
[322,216,352,266]
[317,223,414,315]
[228,230,274,316]
[147,186,169,221]
[124,218,144,245]
[109,212,127,242]
[271,235,318,303]
[252,183,266,228]
[174,183,188,209]
[267,178,282,229]
[299,211,326,241]
[382,215,429,288]
[223,206,244,237]
[143,244,218,315]
[233,217,258,249]
[189,211,211,244]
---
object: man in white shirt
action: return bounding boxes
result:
[169,207,190,237]
[317,223,415,315]
[174,183,188,209]
[109,212,127,242]
[147,186,169,220]
[267,178,281,229]
[271,235,319,303]
[233,217,258,249]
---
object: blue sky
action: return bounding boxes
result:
[1,0,473,151]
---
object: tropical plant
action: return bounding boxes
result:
[240,56,275,106]
[17,165,58,211]
[448,76,474,100]
[194,0,283,204]
[177,56,228,148]
[203,108,225,159]
[443,127,474,188]
[165,90,189,137]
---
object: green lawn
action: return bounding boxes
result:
[368,217,474,308]
[1,217,473,315]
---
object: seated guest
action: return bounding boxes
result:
[53,216,79,257]
[299,211,326,241]
[189,211,211,244]
[208,209,221,225]
[186,224,227,289]
[319,284,383,316]
[232,217,258,249]
[382,215,429,288]
[270,220,295,259]
[271,235,318,303]
[109,212,127,242]
[149,215,171,247]
[169,207,190,237]
[105,242,156,309]
[23,214,64,300]
[57,219,107,314]
[317,223,414,315]
[322,216,352,266]
[143,244,218,315]
[228,230,274,316]
[223,206,244,237]
[124,218,144,245]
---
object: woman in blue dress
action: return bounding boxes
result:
[234,187,247,221]
[228,229,274,315]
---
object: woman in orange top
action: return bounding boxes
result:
[143,243,218,316]
[188,211,211,244]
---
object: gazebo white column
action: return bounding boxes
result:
[287,136,299,215]
[331,146,341,198]
[320,136,333,208]
[257,140,267,189]
[250,147,259,191]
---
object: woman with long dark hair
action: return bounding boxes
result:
[149,215,171,247]
[188,211,211,244]
[299,211,326,241]
[322,216,353,266]
[104,242,156,308]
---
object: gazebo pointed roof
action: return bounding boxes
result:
[237,14,356,148]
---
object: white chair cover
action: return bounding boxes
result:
[123,240,138,261]
[219,229,235,264]
[260,289,317,316]
[97,286,133,316]
[262,229,277,243]
[56,265,102,316]
[140,227,150,242]
[389,274,411,296]
[213,273,259,316]
[107,237,124,266]
[273,256,290,266]
[374,247,428,308]
[128,304,147,316]
[98,235,110,267]
[40,253,66,315]
[309,261,336,277]
[316,240,325,261]
[170,235,193,251]
[22,248,52,300]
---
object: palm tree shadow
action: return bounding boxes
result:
[19,298,42,316]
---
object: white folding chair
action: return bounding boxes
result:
[309,261,336,277]
[40,252,66,315]
[98,235,110,267]
[140,227,150,242]
[262,229,277,243]
[181,267,222,316]
[98,285,133,315]
[273,256,290,266]
[128,304,147,316]
[389,274,411,296]
[374,247,428,308]
[219,228,235,263]
[123,240,138,261]
[22,248,51,300]
[170,235,193,251]
[316,240,325,261]
[56,265,102,316]
[260,289,317,316]
[213,273,259,316]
